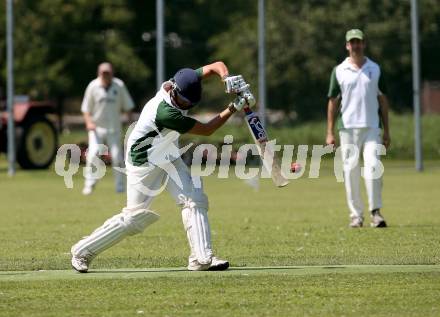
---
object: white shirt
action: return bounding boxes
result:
[126,82,196,168]
[329,57,385,129]
[81,77,134,132]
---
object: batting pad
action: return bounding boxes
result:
[180,194,212,265]
[73,208,159,257]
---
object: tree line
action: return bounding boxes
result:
[0,0,439,121]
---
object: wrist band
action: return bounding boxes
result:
[228,103,237,113]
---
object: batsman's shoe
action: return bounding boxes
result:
[208,256,229,271]
[187,256,229,271]
[187,259,211,271]
[349,216,363,228]
[370,209,387,228]
[71,246,93,273]
[82,185,94,196]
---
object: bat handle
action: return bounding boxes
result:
[243,106,252,114]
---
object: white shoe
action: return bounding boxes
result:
[71,246,93,273]
[349,216,363,228]
[370,209,387,228]
[187,258,211,271]
[209,256,229,271]
[82,185,94,195]
[187,256,229,271]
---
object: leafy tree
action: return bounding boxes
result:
[0,0,150,107]
[209,0,440,120]
[1,0,439,120]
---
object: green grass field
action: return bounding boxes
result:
[1,160,439,316]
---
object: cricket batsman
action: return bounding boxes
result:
[71,61,254,272]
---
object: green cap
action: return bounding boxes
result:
[346,29,364,41]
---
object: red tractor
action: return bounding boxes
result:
[0,99,58,169]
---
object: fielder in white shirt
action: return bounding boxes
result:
[81,62,134,195]
[326,29,391,228]
[71,61,254,272]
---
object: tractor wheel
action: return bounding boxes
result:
[16,116,58,169]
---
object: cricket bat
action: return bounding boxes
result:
[243,106,289,187]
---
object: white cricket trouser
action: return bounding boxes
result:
[84,128,124,190]
[126,158,203,209]
[73,158,212,264]
[339,127,383,219]
[126,158,213,265]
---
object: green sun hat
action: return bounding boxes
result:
[346,29,364,41]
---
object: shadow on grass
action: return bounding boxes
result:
[229,267,302,271]
[87,266,348,274]
[230,266,347,271]
[87,268,188,274]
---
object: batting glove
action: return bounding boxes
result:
[230,95,247,111]
[241,89,256,107]
[224,75,250,94]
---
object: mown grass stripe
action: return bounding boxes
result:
[1,264,439,282]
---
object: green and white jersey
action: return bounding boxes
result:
[126,82,197,167]
[328,57,387,129]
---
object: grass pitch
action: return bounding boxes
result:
[0,160,439,316]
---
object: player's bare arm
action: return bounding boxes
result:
[326,97,339,145]
[83,112,96,131]
[189,96,247,136]
[188,107,234,136]
[378,94,391,149]
[200,61,229,79]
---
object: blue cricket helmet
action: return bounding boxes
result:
[172,68,202,105]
